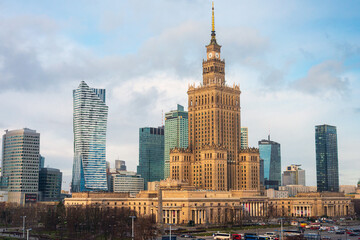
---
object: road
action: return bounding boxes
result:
[158,224,360,240]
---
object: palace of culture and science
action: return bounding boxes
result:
[169,2,259,192]
[65,3,354,225]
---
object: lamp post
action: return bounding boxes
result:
[168,224,173,240]
[21,216,26,239]
[280,218,284,240]
[26,228,32,240]
[130,216,136,240]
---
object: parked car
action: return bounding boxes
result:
[180,234,194,238]
[349,232,360,236]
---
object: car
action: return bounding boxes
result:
[180,234,194,238]
[321,236,331,240]
[350,233,360,236]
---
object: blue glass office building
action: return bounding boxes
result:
[315,124,339,192]
[258,136,281,189]
[137,127,164,189]
[72,81,108,192]
[164,104,188,179]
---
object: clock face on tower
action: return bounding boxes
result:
[208,53,213,58]
[215,53,219,58]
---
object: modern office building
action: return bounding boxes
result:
[164,104,188,179]
[258,136,281,190]
[259,158,264,186]
[2,128,40,204]
[315,124,339,192]
[279,185,317,197]
[137,127,164,189]
[39,168,62,201]
[72,81,109,192]
[282,164,305,186]
[115,160,127,171]
[241,127,248,149]
[109,171,144,196]
[39,155,45,169]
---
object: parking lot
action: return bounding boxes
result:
[157,222,360,240]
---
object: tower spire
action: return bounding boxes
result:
[210,1,217,45]
[212,1,215,33]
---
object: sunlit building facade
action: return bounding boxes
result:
[72,81,108,192]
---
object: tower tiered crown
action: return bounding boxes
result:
[203,1,225,86]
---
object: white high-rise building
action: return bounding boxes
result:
[282,164,305,186]
[241,127,248,149]
[72,81,108,192]
[2,128,40,204]
[109,171,144,196]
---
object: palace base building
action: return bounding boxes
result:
[64,179,354,225]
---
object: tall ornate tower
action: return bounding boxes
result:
[170,2,259,192]
[202,2,225,86]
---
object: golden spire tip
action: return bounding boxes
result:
[212,1,215,32]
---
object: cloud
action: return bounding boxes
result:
[291,60,349,95]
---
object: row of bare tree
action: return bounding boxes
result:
[0,202,157,240]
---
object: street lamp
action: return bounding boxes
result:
[21,216,26,239]
[280,218,284,240]
[168,223,173,240]
[26,228,32,240]
[129,216,136,240]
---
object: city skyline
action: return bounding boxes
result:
[0,1,359,190]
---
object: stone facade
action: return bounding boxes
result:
[169,3,260,191]
[65,182,354,225]
[268,192,353,218]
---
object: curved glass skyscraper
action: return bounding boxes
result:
[72,81,108,192]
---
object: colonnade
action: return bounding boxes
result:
[293,205,312,217]
[192,209,206,224]
[323,204,349,217]
[163,209,180,224]
[239,201,267,217]
[191,201,267,225]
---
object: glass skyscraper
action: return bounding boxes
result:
[72,81,108,192]
[164,104,188,179]
[258,136,281,189]
[137,126,164,189]
[315,124,339,192]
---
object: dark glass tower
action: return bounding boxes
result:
[315,124,339,192]
[258,136,281,189]
[137,126,164,189]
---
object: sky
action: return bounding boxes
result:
[0,0,359,191]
